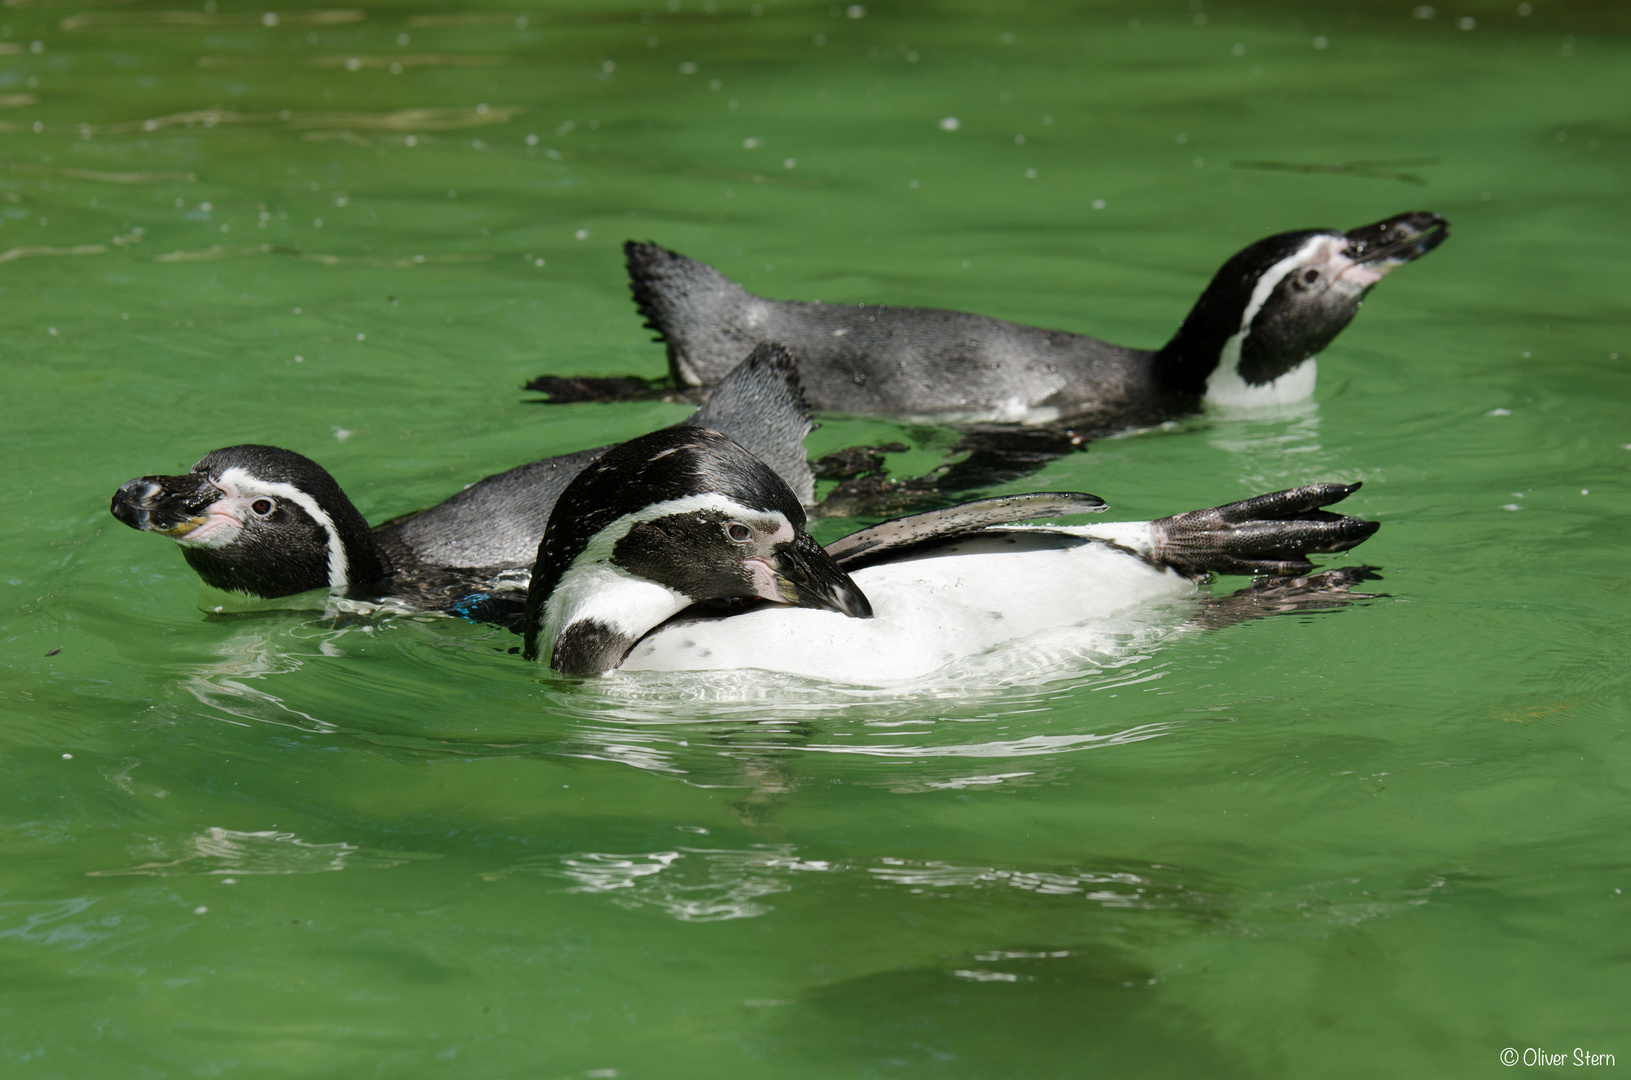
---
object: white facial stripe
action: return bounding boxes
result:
[1234,234,1335,349]
[216,466,350,590]
[572,492,790,571]
[1205,234,1334,408]
[542,492,793,666]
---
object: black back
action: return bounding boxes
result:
[383,342,813,569]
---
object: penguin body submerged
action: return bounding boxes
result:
[524,427,1382,683]
[109,344,815,616]
[532,212,1447,431]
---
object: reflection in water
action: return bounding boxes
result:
[534,635,1202,794]
[546,846,833,922]
[0,105,519,138]
[177,623,370,733]
[517,846,1183,923]
[1205,406,1351,493]
[87,826,437,877]
[168,607,1213,808]
[0,898,116,951]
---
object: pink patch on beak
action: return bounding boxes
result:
[172,503,243,547]
[744,556,783,602]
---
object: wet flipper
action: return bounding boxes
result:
[826,492,1107,571]
[1150,482,1379,578]
[683,341,815,506]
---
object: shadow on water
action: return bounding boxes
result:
[774,942,1257,1078]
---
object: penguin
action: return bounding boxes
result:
[524,211,1447,432]
[109,343,815,618]
[523,425,1381,681]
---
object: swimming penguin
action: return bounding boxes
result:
[109,343,815,617]
[523,425,1381,681]
[525,211,1447,432]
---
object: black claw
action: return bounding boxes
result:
[1151,483,1379,577]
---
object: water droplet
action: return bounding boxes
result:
[939,116,960,131]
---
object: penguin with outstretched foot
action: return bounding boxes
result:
[109,343,816,623]
[523,425,1382,682]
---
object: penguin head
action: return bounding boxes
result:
[523,426,871,677]
[1159,210,1449,395]
[110,444,383,598]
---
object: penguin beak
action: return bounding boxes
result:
[110,473,223,537]
[1343,211,1449,271]
[761,531,874,619]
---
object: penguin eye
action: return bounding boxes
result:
[726,523,753,543]
[250,498,275,517]
[1299,267,1321,286]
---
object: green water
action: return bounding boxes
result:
[3,0,1628,1074]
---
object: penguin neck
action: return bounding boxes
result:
[1151,286,1249,401]
[1152,242,1322,408]
[529,563,693,674]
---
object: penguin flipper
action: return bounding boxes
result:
[1150,482,1380,578]
[627,240,763,388]
[682,342,816,506]
[825,492,1108,571]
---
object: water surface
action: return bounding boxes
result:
[2,1,1628,1075]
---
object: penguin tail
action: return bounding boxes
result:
[1149,481,1380,578]
[625,241,764,388]
[683,342,816,506]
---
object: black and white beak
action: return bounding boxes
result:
[111,472,233,541]
[753,529,872,618]
[1342,210,1449,272]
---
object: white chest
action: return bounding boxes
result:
[617,530,1196,685]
